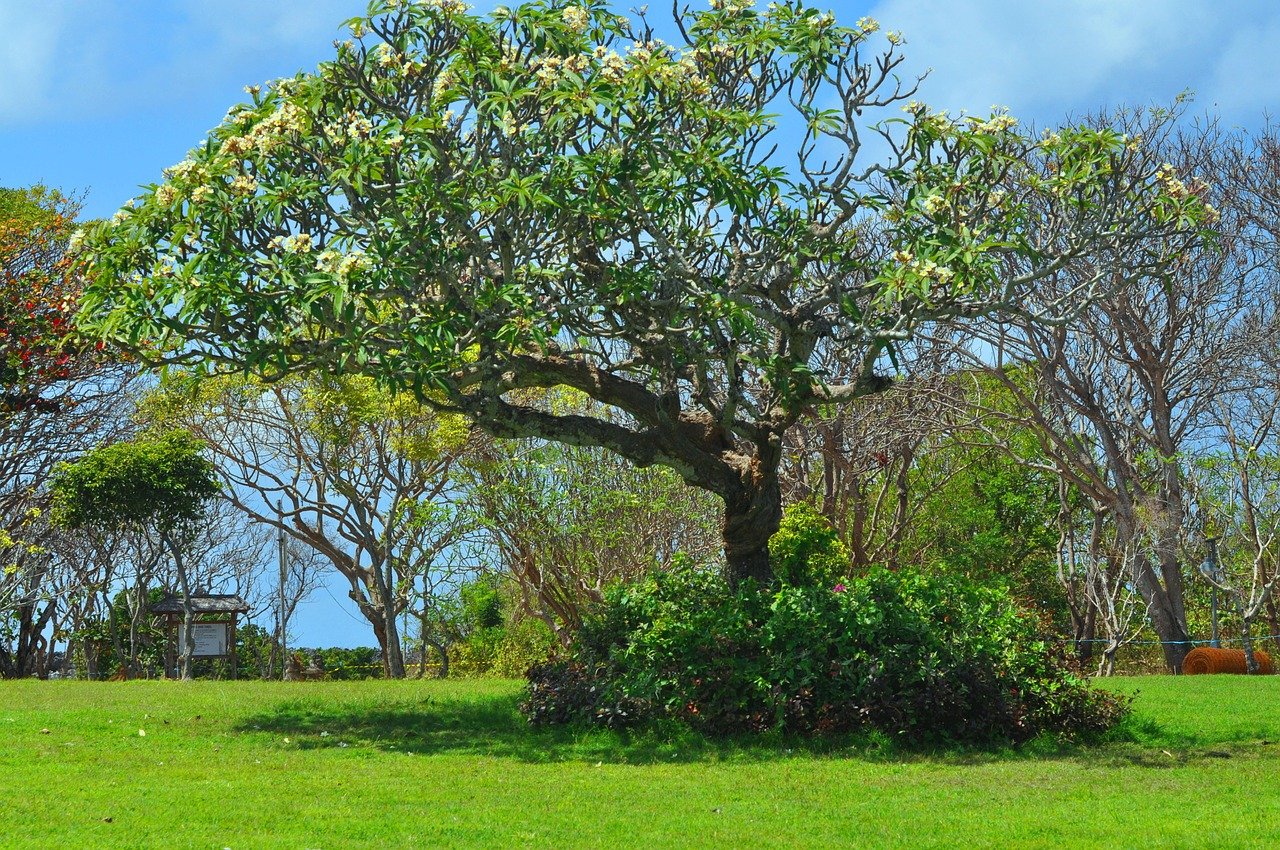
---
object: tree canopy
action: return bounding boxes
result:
[74,0,1209,583]
[1,185,89,411]
[50,430,220,534]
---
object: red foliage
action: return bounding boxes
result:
[0,188,86,408]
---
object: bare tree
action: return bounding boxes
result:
[0,364,136,678]
[147,373,475,677]
[965,112,1277,671]
[1055,485,1152,676]
[780,341,972,571]
[1185,381,1280,673]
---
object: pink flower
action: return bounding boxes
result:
[832,583,847,593]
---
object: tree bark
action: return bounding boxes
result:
[722,470,783,588]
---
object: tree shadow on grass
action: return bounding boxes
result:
[233,690,1261,768]
[238,691,829,765]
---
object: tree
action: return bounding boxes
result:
[967,116,1280,671]
[467,394,721,640]
[0,184,133,679]
[50,430,220,679]
[143,373,474,677]
[77,0,1207,585]
[0,185,89,412]
[1186,373,1280,674]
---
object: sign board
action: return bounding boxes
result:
[177,622,231,658]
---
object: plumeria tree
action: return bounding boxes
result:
[77,0,1208,585]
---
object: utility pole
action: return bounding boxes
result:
[278,500,288,679]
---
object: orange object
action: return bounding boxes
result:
[1182,647,1274,675]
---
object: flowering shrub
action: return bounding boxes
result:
[522,562,1128,743]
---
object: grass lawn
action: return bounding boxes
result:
[2,676,1279,848]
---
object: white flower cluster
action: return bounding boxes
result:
[971,110,1017,134]
[1155,162,1192,201]
[416,0,470,12]
[155,184,180,206]
[628,39,667,64]
[374,43,400,69]
[322,112,377,141]
[893,250,955,285]
[348,115,375,139]
[433,70,456,102]
[806,11,835,30]
[270,233,315,254]
[922,194,947,216]
[229,175,258,196]
[598,49,626,83]
[225,102,310,157]
[856,16,879,33]
[315,248,372,280]
[165,159,205,182]
[562,5,589,33]
[190,185,215,204]
[532,53,591,88]
[220,135,253,158]
[710,0,753,12]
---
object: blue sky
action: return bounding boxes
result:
[4,0,1279,646]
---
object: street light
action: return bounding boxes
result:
[1198,536,1223,649]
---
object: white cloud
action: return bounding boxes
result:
[866,0,1274,125]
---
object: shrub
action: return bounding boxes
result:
[523,562,1128,744]
[451,618,558,678]
[459,574,505,631]
[449,626,505,677]
[768,502,850,587]
[491,618,558,678]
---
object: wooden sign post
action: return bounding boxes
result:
[151,593,250,680]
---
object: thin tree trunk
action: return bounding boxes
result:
[165,531,196,681]
[1240,596,1260,674]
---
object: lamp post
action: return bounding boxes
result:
[277,500,288,679]
[1198,536,1222,649]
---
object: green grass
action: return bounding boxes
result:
[2,676,1279,848]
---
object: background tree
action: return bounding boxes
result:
[967,115,1280,671]
[145,373,475,677]
[467,393,721,641]
[76,0,1207,586]
[0,184,134,678]
[50,430,220,679]
[1185,371,1280,673]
